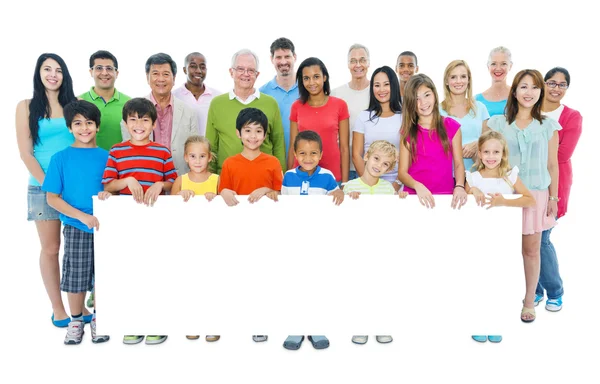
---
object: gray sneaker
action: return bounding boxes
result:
[123,335,144,344]
[90,317,110,344]
[64,320,84,345]
[145,335,168,345]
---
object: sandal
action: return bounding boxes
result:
[308,335,329,349]
[521,306,536,323]
[283,335,304,350]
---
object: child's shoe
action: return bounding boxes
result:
[123,335,144,344]
[64,320,84,345]
[472,335,487,342]
[186,335,200,340]
[145,335,168,345]
[545,297,563,312]
[376,335,393,344]
[534,294,544,306]
[90,316,110,344]
[352,335,368,344]
[252,335,268,342]
[487,335,502,343]
[51,313,71,328]
[206,335,220,342]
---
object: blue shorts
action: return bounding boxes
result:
[27,185,60,221]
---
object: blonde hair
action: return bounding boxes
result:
[184,135,217,168]
[366,140,398,172]
[441,60,477,117]
[473,131,514,189]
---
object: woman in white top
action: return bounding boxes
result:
[352,66,402,191]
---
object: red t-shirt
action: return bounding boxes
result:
[290,96,350,181]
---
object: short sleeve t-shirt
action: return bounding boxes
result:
[218,153,283,194]
[290,96,350,181]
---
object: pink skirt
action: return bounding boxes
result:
[522,189,557,235]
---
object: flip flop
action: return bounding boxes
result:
[283,335,304,350]
[376,335,393,344]
[308,335,329,349]
[253,335,268,342]
[352,335,368,344]
[472,335,487,343]
[521,306,536,323]
[487,335,502,343]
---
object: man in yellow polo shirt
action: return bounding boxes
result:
[80,50,131,150]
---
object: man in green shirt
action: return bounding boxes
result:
[206,49,286,173]
[80,50,131,150]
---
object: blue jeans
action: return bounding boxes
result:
[536,225,564,300]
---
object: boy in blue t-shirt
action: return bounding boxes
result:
[42,100,111,345]
[281,130,344,205]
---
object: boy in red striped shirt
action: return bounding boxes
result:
[101,97,176,346]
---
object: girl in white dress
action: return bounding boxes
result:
[465,130,535,342]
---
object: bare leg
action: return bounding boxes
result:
[67,292,85,317]
[522,233,542,320]
[35,220,67,320]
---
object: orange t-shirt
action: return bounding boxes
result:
[218,153,283,194]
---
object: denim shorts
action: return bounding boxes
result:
[27,185,60,221]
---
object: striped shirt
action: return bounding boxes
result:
[343,177,395,195]
[281,166,339,195]
[102,141,178,194]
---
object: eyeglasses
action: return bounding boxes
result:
[349,58,368,65]
[545,81,569,90]
[92,65,116,73]
[232,67,257,76]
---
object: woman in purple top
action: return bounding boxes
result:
[16,53,77,328]
[398,74,467,209]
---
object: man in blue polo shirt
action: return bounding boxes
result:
[80,50,131,151]
[259,37,299,161]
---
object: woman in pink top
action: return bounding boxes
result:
[288,57,350,183]
[535,67,583,312]
[398,74,467,209]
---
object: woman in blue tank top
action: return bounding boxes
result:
[16,53,76,328]
[475,46,513,117]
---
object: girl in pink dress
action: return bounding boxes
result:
[398,74,467,209]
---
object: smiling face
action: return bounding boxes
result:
[302,65,326,97]
[90,58,118,91]
[488,52,512,83]
[373,72,391,104]
[294,139,322,175]
[40,58,63,91]
[69,113,98,146]
[515,74,541,109]
[183,55,207,87]
[230,53,259,91]
[348,48,369,81]
[416,85,435,119]
[446,65,469,96]
[271,48,296,78]
[364,150,394,178]
[478,138,504,171]
[396,55,418,83]
[147,63,175,98]
[125,113,155,145]
[184,141,211,174]
[544,72,568,104]
[236,122,265,151]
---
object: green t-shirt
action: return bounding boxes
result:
[79,87,131,150]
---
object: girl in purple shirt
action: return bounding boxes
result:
[398,74,467,209]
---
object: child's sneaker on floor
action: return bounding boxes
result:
[534,294,544,306]
[145,335,168,345]
[545,297,563,312]
[64,320,84,345]
[123,335,144,344]
[90,317,110,344]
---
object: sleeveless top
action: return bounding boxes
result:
[29,117,74,186]
[181,173,219,195]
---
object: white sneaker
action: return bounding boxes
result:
[91,316,110,343]
[64,320,84,345]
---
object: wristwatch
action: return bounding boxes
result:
[548,196,560,202]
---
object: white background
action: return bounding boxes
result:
[1,0,598,383]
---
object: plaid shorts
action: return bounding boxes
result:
[60,225,94,293]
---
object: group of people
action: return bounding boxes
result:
[16,38,582,348]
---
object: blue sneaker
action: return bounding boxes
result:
[534,294,544,307]
[51,314,71,328]
[545,297,563,312]
[487,335,502,343]
[472,335,487,343]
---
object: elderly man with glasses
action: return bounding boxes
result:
[80,50,131,151]
[206,49,286,173]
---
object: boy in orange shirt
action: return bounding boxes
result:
[218,107,283,206]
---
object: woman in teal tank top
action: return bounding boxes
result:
[16,53,77,328]
[475,46,513,117]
